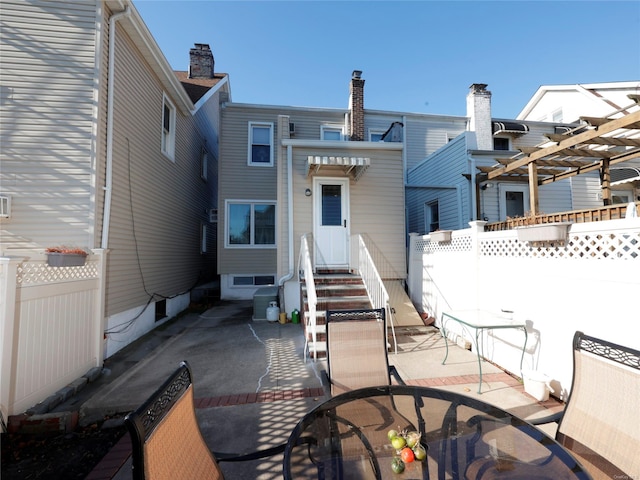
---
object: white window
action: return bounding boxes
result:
[369,129,386,142]
[499,183,530,220]
[161,94,176,160]
[426,201,440,233]
[321,125,344,141]
[248,122,273,166]
[0,195,11,218]
[226,201,276,247]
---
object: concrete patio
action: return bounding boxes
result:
[78,300,562,480]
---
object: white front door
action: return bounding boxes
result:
[314,177,349,268]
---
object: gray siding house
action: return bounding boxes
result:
[405,84,612,234]
[218,72,468,312]
[1,0,227,357]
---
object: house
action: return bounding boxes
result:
[218,71,469,312]
[406,83,640,234]
[0,0,227,360]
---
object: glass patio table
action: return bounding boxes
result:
[441,310,528,393]
[283,385,590,480]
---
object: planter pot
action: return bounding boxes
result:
[516,223,571,242]
[47,253,87,267]
[430,230,452,243]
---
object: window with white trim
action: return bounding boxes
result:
[369,129,386,142]
[426,201,439,233]
[226,201,276,247]
[248,122,273,166]
[161,94,176,160]
[321,125,344,141]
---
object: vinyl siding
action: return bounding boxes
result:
[407,134,470,233]
[103,22,211,316]
[0,0,99,250]
[289,146,406,279]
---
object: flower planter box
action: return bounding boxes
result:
[516,223,571,242]
[47,253,87,267]
[430,230,452,243]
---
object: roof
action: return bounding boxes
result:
[174,71,228,103]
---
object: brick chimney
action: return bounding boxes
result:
[189,43,214,79]
[349,70,365,141]
[466,83,492,150]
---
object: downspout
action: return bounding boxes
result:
[278,144,295,286]
[101,6,131,248]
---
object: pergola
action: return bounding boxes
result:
[477,96,640,215]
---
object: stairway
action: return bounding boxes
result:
[301,271,371,359]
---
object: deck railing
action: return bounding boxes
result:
[485,202,639,231]
[298,234,318,360]
[355,235,397,354]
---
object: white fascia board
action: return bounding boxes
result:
[193,75,230,112]
[113,0,194,115]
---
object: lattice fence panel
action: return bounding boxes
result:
[479,231,640,260]
[17,260,99,285]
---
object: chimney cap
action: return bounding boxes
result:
[193,43,211,50]
[352,70,363,80]
[470,83,489,94]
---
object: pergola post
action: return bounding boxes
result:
[600,159,611,206]
[528,161,539,216]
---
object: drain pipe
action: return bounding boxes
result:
[101,6,130,248]
[278,144,295,287]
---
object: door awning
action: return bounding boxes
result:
[611,167,640,186]
[492,121,529,135]
[307,155,371,181]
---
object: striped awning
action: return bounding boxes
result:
[307,155,371,181]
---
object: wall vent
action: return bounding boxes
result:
[0,195,10,218]
[208,208,218,223]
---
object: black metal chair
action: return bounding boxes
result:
[124,361,285,480]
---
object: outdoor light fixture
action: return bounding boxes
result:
[481,182,494,191]
[305,188,312,197]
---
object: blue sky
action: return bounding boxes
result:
[134,1,640,118]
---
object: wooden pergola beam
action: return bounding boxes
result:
[487,109,640,180]
[545,134,640,147]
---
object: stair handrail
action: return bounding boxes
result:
[356,235,398,354]
[299,234,318,360]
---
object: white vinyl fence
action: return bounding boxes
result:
[0,250,106,418]
[408,220,640,399]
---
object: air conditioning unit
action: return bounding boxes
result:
[289,122,296,135]
[208,208,218,223]
[0,195,10,218]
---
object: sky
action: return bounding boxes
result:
[134,1,640,119]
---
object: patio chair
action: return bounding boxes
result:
[465,331,639,480]
[124,361,285,480]
[528,331,640,479]
[324,308,404,395]
[320,310,428,477]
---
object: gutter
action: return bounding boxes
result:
[101,6,131,249]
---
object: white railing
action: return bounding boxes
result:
[356,235,397,354]
[298,234,318,360]
[0,250,107,418]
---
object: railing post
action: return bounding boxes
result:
[469,221,486,310]
[92,249,107,366]
[0,256,25,419]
